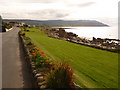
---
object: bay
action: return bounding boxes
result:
[64,26,118,40]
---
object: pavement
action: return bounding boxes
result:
[2,27,32,88]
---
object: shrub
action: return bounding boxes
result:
[30,48,51,68]
[19,31,25,36]
[24,36,31,40]
[26,41,33,46]
[35,53,48,67]
[45,62,75,88]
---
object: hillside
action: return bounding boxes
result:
[3,19,109,27]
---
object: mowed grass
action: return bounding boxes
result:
[26,27,118,88]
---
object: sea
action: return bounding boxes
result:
[62,19,118,40]
[64,26,118,40]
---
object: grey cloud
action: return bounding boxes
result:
[27,9,70,19]
[1,13,16,18]
[1,12,29,19]
[55,13,69,18]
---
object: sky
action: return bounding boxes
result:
[0,0,119,24]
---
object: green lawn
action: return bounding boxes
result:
[26,27,118,88]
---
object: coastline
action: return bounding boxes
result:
[45,27,120,53]
[65,27,118,40]
[51,27,119,40]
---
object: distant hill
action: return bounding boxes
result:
[3,19,109,27]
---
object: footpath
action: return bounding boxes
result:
[2,27,32,88]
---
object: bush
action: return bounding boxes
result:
[24,36,31,40]
[26,41,33,46]
[19,31,25,36]
[45,62,75,88]
[30,47,51,68]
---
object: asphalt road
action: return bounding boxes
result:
[2,27,32,88]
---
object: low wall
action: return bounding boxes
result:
[19,33,39,88]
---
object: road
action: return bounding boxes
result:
[2,27,32,88]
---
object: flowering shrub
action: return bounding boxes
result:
[45,62,75,88]
[30,47,51,68]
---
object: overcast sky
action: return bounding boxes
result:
[0,0,119,22]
